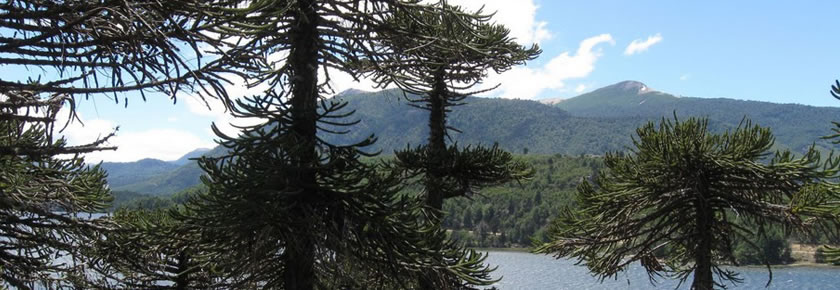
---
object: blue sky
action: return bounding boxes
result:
[56,0,840,162]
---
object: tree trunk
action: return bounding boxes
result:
[283,0,319,289]
[425,68,448,213]
[420,69,449,290]
[175,250,189,290]
[692,191,715,290]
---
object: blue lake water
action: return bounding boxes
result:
[483,251,840,290]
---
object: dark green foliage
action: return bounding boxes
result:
[0,1,237,287]
[733,227,794,265]
[0,0,231,104]
[109,191,156,210]
[174,1,511,288]
[368,5,540,288]
[0,100,113,288]
[109,187,203,211]
[88,208,219,289]
[442,155,602,248]
[114,155,605,251]
[394,144,533,203]
[534,116,840,290]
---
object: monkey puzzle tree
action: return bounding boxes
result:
[177,1,502,288]
[370,3,540,213]
[0,0,232,105]
[534,116,840,290]
[0,0,232,288]
[365,5,539,288]
[813,79,840,263]
[0,95,113,288]
[87,207,221,289]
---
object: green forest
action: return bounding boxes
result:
[112,153,838,268]
[3,1,840,290]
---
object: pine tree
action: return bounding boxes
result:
[534,116,840,289]
[177,1,505,288]
[366,4,539,288]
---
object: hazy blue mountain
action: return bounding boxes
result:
[101,82,840,195]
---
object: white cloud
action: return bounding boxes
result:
[575,84,587,93]
[680,74,691,81]
[624,33,663,55]
[60,117,215,163]
[446,0,550,45]
[481,34,614,99]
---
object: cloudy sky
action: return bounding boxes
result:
[59,0,840,162]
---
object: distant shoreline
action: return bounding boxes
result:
[474,247,531,253]
[475,246,840,268]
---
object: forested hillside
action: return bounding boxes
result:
[102,146,225,195]
[104,83,840,196]
[111,154,605,248]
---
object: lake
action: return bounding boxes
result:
[483,250,840,290]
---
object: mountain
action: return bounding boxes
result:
[555,80,677,116]
[556,80,840,152]
[102,147,226,195]
[324,89,640,155]
[101,82,840,195]
[172,148,211,165]
[100,158,180,188]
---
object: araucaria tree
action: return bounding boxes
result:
[534,116,840,290]
[0,0,229,288]
[179,1,504,288]
[366,4,540,288]
[372,3,540,213]
[90,208,219,289]
[0,94,112,288]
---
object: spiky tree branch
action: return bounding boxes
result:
[0,0,240,107]
[0,94,115,289]
[362,3,539,289]
[534,116,840,290]
[176,1,509,288]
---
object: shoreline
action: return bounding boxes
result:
[474,247,840,268]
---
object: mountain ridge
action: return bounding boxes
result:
[103,81,840,195]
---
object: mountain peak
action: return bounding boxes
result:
[609,80,653,94]
[336,88,370,97]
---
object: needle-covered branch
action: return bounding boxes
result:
[534,116,840,290]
